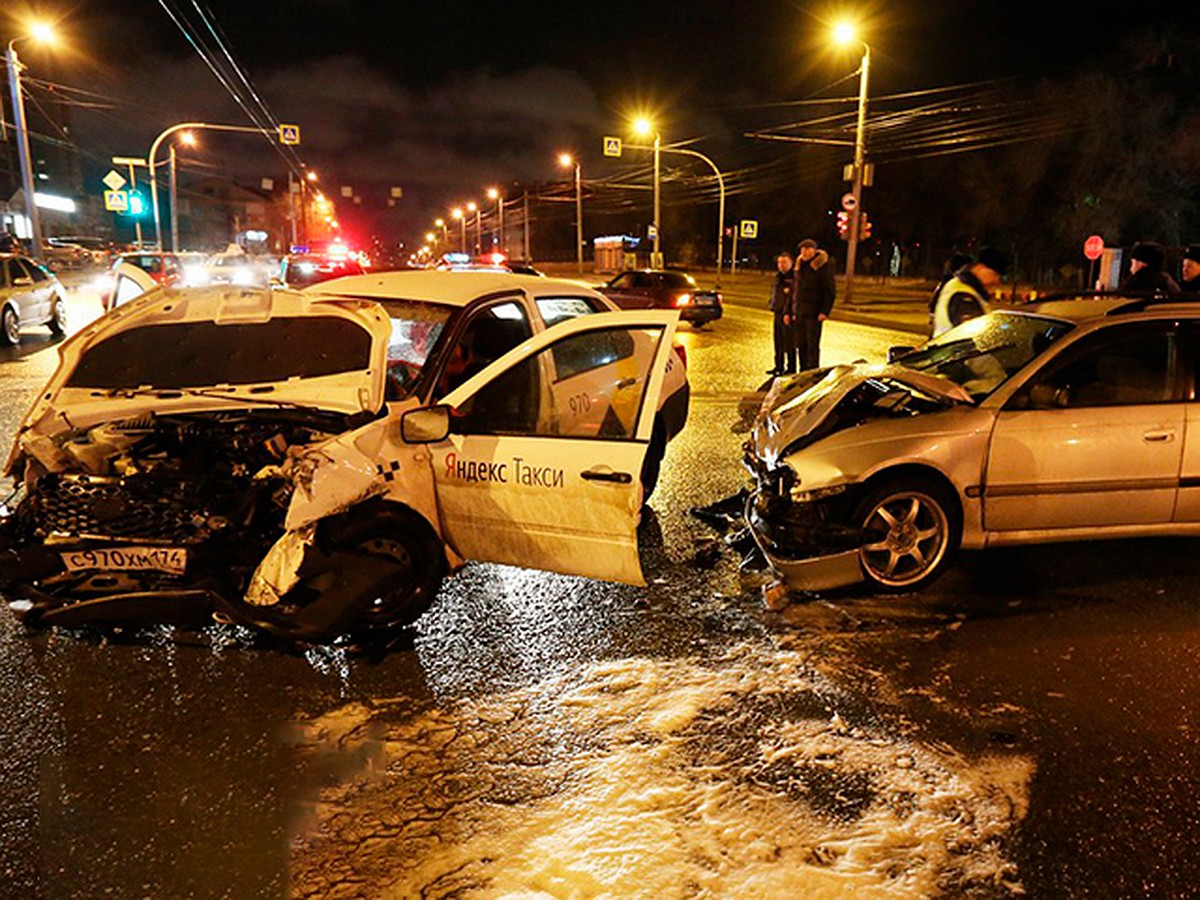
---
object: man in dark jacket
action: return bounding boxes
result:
[768,251,796,374]
[793,238,836,370]
[1121,242,1180,294]
[1181,245,1200,292]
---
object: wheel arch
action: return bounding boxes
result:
[852,462,964,525]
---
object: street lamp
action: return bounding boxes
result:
[467,201,480,255]
[833,21,871,304]
[168,131,196,253]
[451,207,466,252]
[633,117,661,264]
[558,153,583,274]
[6,22,57,257]
[486,187,504,253]
[147,121,280,251]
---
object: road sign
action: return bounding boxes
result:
[278,123,301,146]
[647,224,658,239]
[603,136,622,158]
[102,170,126,191]
[1084,234,1105,261]
[841,192,858,211]
[739,219,758,239]
[103,190,128,213]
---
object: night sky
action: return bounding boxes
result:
[11,0,1197,247]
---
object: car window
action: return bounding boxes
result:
[902,312,1075,400]
[609,273,635,290]
[551,328,635,381]
[633,272,656,289]
[452,325,665,439]
[535,296,606,328]
[373,299,456,400]
[15,258,48,283]
[1013,324,1177,409]
[3,259,20,287]
[660,272,696,289]
[438,301,532,395]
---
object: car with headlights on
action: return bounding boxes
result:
[0,271,688,648]
[740,292,1200,594]
[599,269,723,327]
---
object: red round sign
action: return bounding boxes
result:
[1083,235,1104,261]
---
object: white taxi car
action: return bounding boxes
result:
[0,272,686,646]
[742,294,1200,593]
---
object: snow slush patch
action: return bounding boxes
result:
[289,645,1031,898]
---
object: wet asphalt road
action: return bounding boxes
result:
[1,285,1198,897]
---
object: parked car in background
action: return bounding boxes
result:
[599,269,723,327]
[100,252,182,310]
[47,236,112,267]
[738,292,1200,595]
[0,253,68,344]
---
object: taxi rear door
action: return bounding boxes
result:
[432,310,679,585]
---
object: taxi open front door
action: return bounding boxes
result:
[432,310,679,585]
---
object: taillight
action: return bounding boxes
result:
[674,292,692,307]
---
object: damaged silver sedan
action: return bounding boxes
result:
[0,273,684,647]
[739,296,1200,594]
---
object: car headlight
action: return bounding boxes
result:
[789,483,847,504]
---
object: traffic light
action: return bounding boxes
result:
[860,212,872,239]
[836,210,850,240]
[127,190,146,217]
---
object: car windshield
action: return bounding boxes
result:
[898,312,1074,399]
[376,298,457,398]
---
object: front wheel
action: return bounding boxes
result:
[48,297,67,336]
[852,477,960,591]
[325,505,447,639]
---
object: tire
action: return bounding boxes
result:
[852,476,960,591]
[1,305,19,346]
[640,417,667,502]
[48,297,67,337]
[325,505,446,638]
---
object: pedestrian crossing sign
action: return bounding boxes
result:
[740,220,758,239]
[104,190,128,213]
[278,124,301,145]
[603,136,622,158]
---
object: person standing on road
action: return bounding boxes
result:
[1120,242,1180,294]
[1180,245,1200,292]
[768,251,796,374]
[930,245,1010,337]
[793,238,836,370]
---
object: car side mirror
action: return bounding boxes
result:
[887,345,915,363]
[400,405,451,443]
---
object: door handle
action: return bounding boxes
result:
[581,468,633,484]
[1143,429,1175,443]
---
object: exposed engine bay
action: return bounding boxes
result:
[0,410,346,631]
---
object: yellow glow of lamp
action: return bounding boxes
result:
[833,21,857,45]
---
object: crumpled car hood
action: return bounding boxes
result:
[7,284,392,474]
[749,363,972,467]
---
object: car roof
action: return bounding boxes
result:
[305,269,596,307]
[1019,292,1200,322]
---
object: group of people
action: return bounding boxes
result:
[768,238,837,375]
[1121,241,1200,293]
[928,241,1200,340]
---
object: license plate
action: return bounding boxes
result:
[61,546,188,575]
[695,296,716,305]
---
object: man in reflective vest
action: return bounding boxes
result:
[930,245,1011,337]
